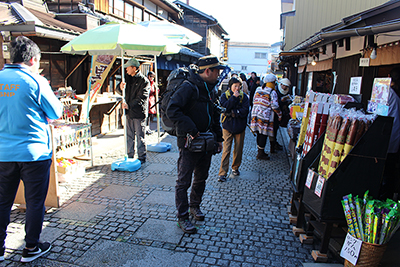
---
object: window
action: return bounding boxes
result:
[114,0,124,17]
[134,6,142,22]
[108,0,113,14]
[241,66,247,71]
[255,52,267,59]
[125,3,133,21]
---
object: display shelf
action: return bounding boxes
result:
[301,115,393,258]
[14,123,93,209]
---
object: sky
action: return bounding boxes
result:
[185,0,283,44]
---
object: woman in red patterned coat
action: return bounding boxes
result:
[146,71,159,134]
[250,74,282,159]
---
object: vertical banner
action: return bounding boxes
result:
[79,55,117,122]
[214,65,231,93]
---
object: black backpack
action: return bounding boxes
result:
[159,67,198,136]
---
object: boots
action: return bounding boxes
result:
[275,142,283,151]
[270,141,276,154]
[256,148,270,160]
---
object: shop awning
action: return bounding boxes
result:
[279,50,308,57]
[298,58,333,73]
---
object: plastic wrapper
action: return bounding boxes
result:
[371,213,379,244]
[296,104,311,148]
[327,115,350,177]
[364,200,374,242]
[318,114,342,178]
[334,94,355,104]
[353,119,366,145]
[340,118,358,163]
[348,194,362,239]
[342,199,356,238]
[354,196,365,241]
[342,192,400,244]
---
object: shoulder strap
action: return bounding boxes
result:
[225,90,243,103]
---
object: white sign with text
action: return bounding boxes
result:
[340,232,362,265]
[349,77,362,94]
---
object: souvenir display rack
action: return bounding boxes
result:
[52,121,93,164]
[14,122,93,209]
[301,116,393,259]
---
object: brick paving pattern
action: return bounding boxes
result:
[1,127,318,267]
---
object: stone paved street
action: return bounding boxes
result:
[1,126,318,267]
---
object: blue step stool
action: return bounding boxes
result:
[147,142,171,153]
[111,158,141,172]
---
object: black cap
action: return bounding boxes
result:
[198,55,226,70]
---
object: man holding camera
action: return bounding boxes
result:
[166,55,224,233]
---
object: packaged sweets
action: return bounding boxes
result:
[318,114,342,178]
[327,115,350,177]
[342,191,400,244]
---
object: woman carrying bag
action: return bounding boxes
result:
[218,77,250,182]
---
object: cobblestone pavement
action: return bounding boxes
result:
[2,126,318,267]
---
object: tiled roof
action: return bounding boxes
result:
[27,8,85,34]
[0,2,85,40]
[0,2,24,25]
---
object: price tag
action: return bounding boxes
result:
[349,77,362,94]
[340,232,362,265]
[305,169,314,189]
[314,175,325,197]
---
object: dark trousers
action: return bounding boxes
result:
[0,159,51,248]
[256,133,268,149]
[176,148,212,219]
[126,116,146,160]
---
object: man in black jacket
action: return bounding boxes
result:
[117,58,150,163]
[166,56,224,233]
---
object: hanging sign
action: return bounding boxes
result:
[349,77,362,95]
[314,175,325,197]
[367,78,391,116]
[359,58,370,67]
[370,78,391,105]
[305,169,314,189]
[340,232,363,265]
[79,55,117,122]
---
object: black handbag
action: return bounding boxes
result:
[187,132,215,152]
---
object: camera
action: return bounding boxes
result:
[213,100,226,114]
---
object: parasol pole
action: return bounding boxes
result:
[121,50,128,156]
[154,55,161,144]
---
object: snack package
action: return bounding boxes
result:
[302,102,322,156]
[318,114,342,178]
[342,198,356,238]
[327,115,350,177]
[354,196,365,241]
[296,91,315,148]
[348,194,362,239]
[364,200,374,242]
[317,103,330,139]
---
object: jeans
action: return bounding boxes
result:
[175,148,212,219]
[219,129,245,176]
[0,159,51,248]
[126,116,146,160]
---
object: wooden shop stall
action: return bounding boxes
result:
[288,76,395,263]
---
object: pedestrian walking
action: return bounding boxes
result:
[240,73,249,95]
[117,58,150,163]
[218,77,250,182]
[250,74,282,159]
[166,55,224,234]
[247,71,259,107]
[146,71,158,135]
[273,78,292,151]
[0,36,63,263]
